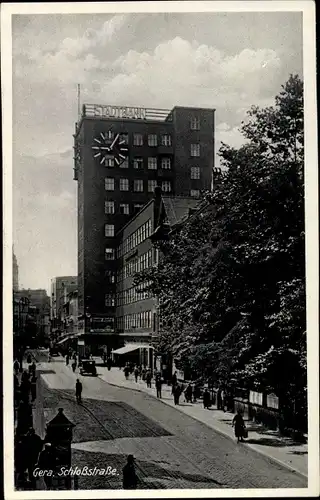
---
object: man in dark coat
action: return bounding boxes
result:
[25,428,43,485]
[173,384,182,405]
[203,388,211,409]
[155,373,162,398]
[76,379,82,403]
[122,455,138,489]
[37,443,56,489]
[145,369,152,388]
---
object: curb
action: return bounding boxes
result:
[97,373,308,480]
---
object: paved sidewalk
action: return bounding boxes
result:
[96,364,308,477]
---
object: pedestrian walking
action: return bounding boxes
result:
[66,354,69,366]
[30,374,37,401]
[184,383,193,403]
[141,366,146,381]
[75,379,82,404]
[72,360,77,373]
[232,409,247,443]
[25,428,43,485]
[173,383,182,405]
[37,443,56,489]
[107,357,112,371]
[13,359,20,374]
[124,365,130,380]
[203,388,211,409]
[146,369,152,388]
[221,389,225,412]
[155,375,162,398]
[171,371,178,394]
[134,366,139,383]
[122,455,138,490]
[217,387,222,410]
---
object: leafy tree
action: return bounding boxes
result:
[134,75,306,425]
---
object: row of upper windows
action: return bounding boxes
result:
[116,282,153,307]
[104,156,172,169]
[117,219,153,258]
[117,249,153,282]
[100,132,172,147]
[116,311,153,331]
[105,201,143,215]
[105,177,172,193]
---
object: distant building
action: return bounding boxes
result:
[74,102,215,354]
[58,290,79,352]
[13,247,19,291]
[14,289,50,345]
[50,276,77,338]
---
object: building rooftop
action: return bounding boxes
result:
[161,196,200,227]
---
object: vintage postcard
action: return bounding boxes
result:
[2,1,319,498]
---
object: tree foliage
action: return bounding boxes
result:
[134,75,306,411]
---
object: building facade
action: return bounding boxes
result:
[14,289,50,346]
[112,189,200,369]
[74,103,215,354]
[50,276,77,340]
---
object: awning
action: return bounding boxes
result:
[56,335,76,345]
[112,344,151,355]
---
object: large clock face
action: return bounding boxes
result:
[92,131,129,166]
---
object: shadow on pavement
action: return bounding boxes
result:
[72,449,225,489]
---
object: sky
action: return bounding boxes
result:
[12,10,303,292]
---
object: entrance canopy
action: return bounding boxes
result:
[112,344,151,355]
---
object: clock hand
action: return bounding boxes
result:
[110,133,120,150]
[100,147,110,151]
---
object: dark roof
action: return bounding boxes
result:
[161,196,200,226]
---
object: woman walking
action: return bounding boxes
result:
[232,410,246,443]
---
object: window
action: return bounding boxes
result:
[148,180,158,193]
[134,204,143,213]
[120,178,129,191]
[191,166,200,179]
[105,270,115,283]
[104,156,114,167]
[161,157,171,169]
[161,134,172,146]
[119,203,129,215]
[190,144,200,157]
[148,134,157,146]
[105,177,114,191]
[190,189,200,198]
[105,294,115,307]
[120,158,128,168]
[162,180,171,193]
[105,224,114,237]
[105,201,114,214]
[148,157,157,170]
[190,116,200,130]
[133,133,143,146]
[134,179,144,192]
[119,133,129,145]
[133,157,144,169]
[105,248,115,260]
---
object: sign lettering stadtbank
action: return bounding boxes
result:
[93,105,146,120]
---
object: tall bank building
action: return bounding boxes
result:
[73,103,215,357]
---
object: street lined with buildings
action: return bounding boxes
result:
[29,352,306,490]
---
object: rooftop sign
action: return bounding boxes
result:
[84,104,146,120]
[82,104,173,122]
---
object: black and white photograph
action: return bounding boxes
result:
[2,1,319,497]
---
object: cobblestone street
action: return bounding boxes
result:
[31,352,307,490]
